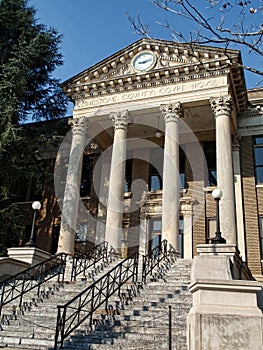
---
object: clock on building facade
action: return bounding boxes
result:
[132,51,157,72]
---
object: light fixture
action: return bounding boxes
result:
[25,201,41,247]
[155,115,162,138]
[210,189,226,244]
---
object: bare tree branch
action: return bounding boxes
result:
[127,0,263,78]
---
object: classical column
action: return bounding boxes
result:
[161,102,184,251]
[57,117,88,255]
[232,134,246,258]
[105,110,132,254]
[210,96,237,245]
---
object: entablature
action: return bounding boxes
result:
[62,38,247,113]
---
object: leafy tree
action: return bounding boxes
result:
[128,0,263,78]
[0,0,68,254]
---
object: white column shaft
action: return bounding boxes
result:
[233,136,246,258]
[57,118,87,255]
[161,103,183,251]
[211,96,237,245]
[105,111,131,253]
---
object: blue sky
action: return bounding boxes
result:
[29,0,261,90]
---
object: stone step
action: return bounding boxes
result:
[0,257,192,350]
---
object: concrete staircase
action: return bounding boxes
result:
[0,256,192,350]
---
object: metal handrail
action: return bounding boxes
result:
[0,253,67,316]
[142,239,168,284]
[71,241,108,281]
[54,252,139,349]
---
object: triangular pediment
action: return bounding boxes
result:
[62,38,247,111]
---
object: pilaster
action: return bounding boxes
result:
[232,134,246,259]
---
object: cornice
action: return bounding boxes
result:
[62,38,247,112]
[240,104,263,118]
[71,69,229,101]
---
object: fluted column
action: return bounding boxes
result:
[161,102,183,251]
[105,110,132,254]
[210,96,237,245]
[57,117,88,255]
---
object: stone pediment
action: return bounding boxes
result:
[62,38,247,111]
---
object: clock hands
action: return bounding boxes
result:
[138,58,153,64]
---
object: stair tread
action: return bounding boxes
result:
[0,257,192,350]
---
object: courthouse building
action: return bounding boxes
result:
[31,38,263,279]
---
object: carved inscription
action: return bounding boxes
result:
[75,77,224,109]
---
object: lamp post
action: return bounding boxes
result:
[25,201,41,247]
[211,189,226,244]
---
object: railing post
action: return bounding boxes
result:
[118,262,123,298]
[104,241,108,264]
[54,305,66,349]
[19,275,26,310]
[133,253,138,283]
[0,283,5,316]
[142,255,146,284]
[169,305,172,350]
[105,273,110,313]
[90,286,95,329]
[71,255,76,281]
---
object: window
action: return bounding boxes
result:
[149,217,162,253]
[179,149,186,189]
[254,136,263,184]
[179,217,184,258]
[149,164,163,191]
[204,141,217,186]
[80,154,94,197]
[259,216,263,258]
[149,148,163,191]
[124,158,133,192]
[148,147,186,191]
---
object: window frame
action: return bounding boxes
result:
[253,136,263,185]
[258,216,263,259]
[204,141,217,187]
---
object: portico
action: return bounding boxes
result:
[58,38,247,259]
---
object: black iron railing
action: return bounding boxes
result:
[54,252,139,349]
[71,241,108,281]
[0,253,67,316]
[142,239,168,283]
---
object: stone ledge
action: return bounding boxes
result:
[8,247,53,266]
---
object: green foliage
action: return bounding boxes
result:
[0,0,69,253]
[0,205,24,256]
[0,0,68,144]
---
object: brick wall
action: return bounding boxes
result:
[241,136,262,275]
[184,142,206,256]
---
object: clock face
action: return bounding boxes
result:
[132,51,157,72]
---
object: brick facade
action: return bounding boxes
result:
[241,136,262,275]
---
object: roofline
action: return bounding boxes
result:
[61,38,241,87]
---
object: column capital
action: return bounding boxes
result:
[210,95,232,117]
[160,102,184,123]
[69,117,88,136]
[110,110,132,130]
